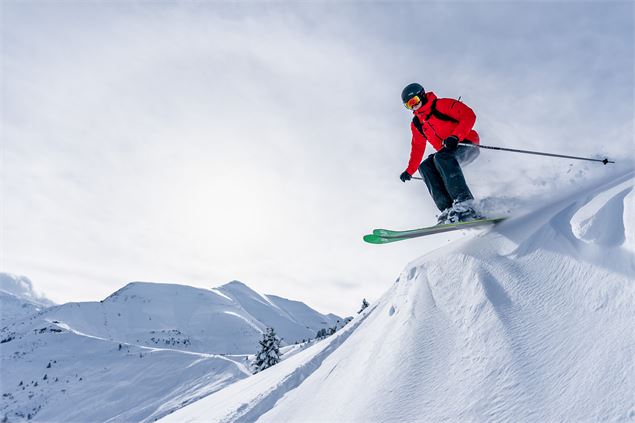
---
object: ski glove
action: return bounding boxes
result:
[443,135,459,151]
[400,171,412,182]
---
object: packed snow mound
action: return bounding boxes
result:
[160,169,635,423]
[570,180,633,248]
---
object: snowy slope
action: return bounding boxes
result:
[0,273,53,307]
[0,273,54,326]
[7,280,341,356]
[267,295,344,334]
[160,168,634,423]
[1,280,343,422]
[217,281,343,346]
[1,323,249,423]
[0,291,48,328]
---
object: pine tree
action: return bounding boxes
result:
[253,327,281,374]
[358,298,370,314]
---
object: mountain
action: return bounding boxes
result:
[4,280,341,355]
[159,168,634,423]
[0,273,54,327]
[0,280,343,422]
[216,280,344,346]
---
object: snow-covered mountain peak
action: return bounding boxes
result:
[220,280,250,289]
[102,280,235,308]
[218,280,277,307]
[1,278,344,422]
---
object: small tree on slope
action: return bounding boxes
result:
[253,327,282,374]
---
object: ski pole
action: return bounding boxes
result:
[463,143,615,165]
[410,144,614,180]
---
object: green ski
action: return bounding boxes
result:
[363,217,507,244]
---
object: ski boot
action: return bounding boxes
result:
[447,200,482,223]
[436,208,451,225]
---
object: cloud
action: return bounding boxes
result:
[0,272,55,306]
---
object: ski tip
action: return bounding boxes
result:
[363,234,392,244]
[363,234,381,244]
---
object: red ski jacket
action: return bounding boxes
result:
[405,91,479,175]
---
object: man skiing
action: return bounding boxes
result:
[399,82,481,224]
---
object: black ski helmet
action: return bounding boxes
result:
[401,82,425,104]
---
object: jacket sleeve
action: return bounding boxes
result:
[406,122,427,175]
[436,99,476,141]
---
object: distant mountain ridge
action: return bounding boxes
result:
[0,277,345,422]
[93,279,343,353]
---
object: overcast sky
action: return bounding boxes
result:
[2,1,633,316]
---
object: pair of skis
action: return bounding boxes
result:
[363,217,507,244]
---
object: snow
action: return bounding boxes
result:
[570,177,633,247]
[3,169,633,423]
[0,274,53,308]
[1,328,247,423]
[160,168,635,423]
[15,280,341,355]
[159,307,371,423]
[0,274,54,326]
[1,280,343,422]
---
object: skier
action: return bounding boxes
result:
[399,82,481,224]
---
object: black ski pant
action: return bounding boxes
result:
[418,143,479,212]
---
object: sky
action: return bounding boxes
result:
[1,1,633,316]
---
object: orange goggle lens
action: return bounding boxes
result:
[404,95,422,110]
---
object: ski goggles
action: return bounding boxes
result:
[404,95,423,110]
